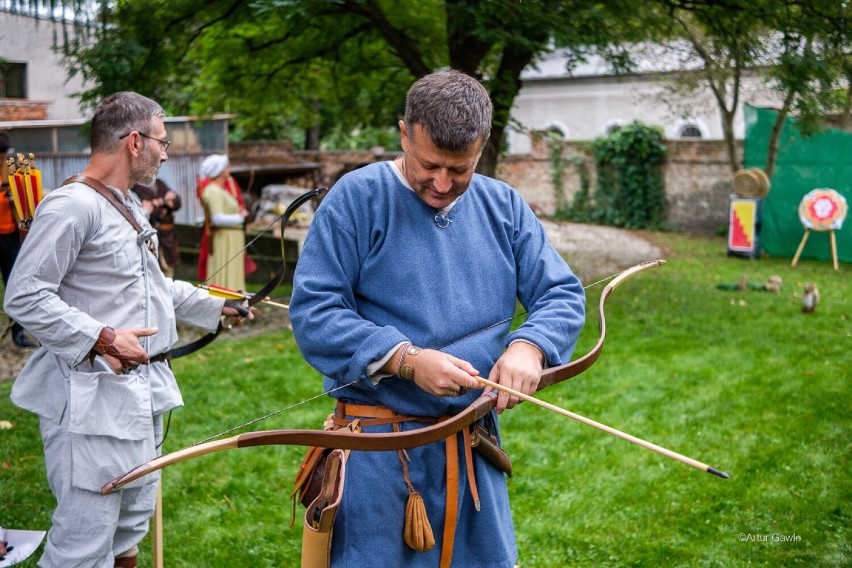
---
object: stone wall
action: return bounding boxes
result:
[231,138,743,236]
[663,140,738,234]
[497,136,742,234]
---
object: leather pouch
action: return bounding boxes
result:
[470,424,512,477]
[290,446,330,527]
[301,449,346,568]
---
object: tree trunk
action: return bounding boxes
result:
[478,131,501,178]
[764,109,786,180]
[721,109,739,174]
[445,0,551,178]
[305,124,320,151]
[765,90,795,179]
[304,98,321,150]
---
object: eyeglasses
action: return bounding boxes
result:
[119,131,171,152]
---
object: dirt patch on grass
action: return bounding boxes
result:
[542,220,663,284]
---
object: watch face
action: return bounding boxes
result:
[407,345,421,356]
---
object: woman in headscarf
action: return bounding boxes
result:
[199,154,249,290]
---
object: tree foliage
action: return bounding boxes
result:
[760,0,851,177]
[8,0,845,181]
[37,0,643,176]
[647,0,850,176]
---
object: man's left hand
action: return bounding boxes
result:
[222,298,256,327]
[486,341,544,413]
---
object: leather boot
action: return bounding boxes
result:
[113,555,137,568]
[114,544,138,568]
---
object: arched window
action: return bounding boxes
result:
[602,119,625,136]
[671,118,708,140]
[538,120,570,140]
[679,124,703,138]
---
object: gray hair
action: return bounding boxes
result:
[404,70,492,153]
[90,92,164,154]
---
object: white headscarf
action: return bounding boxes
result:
[200,154,229,179]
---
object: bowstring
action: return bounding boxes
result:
[190,380,358,447]
[191,267,628,444]
[435,269,623,351]
[169,188,325,321]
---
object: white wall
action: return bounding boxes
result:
[0,11,88,119]
[508,49,783,153]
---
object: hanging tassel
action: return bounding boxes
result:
[394,423,435,552]
[403,490,435,552]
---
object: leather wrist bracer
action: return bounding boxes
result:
[89,326,125,364]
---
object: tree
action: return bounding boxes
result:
[761,0,851,178]
[34,0,643,176]
[649,0,850,177]
[641,2,772,174]
[8,0,846,178]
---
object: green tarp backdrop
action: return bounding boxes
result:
[744,104,851,264]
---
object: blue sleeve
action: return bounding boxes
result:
[506,195,586,367]
[289,200,407,384]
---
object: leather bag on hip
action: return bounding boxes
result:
[300,449,347,568]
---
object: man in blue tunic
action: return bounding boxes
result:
[289,70,586,567]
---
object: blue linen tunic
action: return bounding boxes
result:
[289,161,585,567]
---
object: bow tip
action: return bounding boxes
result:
[101,463,152,494]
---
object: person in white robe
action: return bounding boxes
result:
[4,92,251,568]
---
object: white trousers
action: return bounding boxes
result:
[37,413,163,568]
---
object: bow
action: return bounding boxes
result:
[167,187,326,359]
[103,259,669,494]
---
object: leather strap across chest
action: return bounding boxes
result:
[63,174,145,234]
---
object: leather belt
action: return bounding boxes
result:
[334,402,478,568]
[116,352,171,374]
[117,352,170,374]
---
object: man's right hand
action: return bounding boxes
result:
[386,347,479,398]
[101,327,158,373]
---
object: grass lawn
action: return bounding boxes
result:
[1,230,849,567]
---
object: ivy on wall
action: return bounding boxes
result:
[553,122,668,229]
[591,122,668,229]
[547,135,592,222]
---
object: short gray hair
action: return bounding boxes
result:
[90,92,164,154]
[404,70,492,153]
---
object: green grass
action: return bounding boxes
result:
[1,232,849,567]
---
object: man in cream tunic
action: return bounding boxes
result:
[4,92,246,568]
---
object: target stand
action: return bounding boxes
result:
[790,188,847,271]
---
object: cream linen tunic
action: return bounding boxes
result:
[4,181,223,491]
